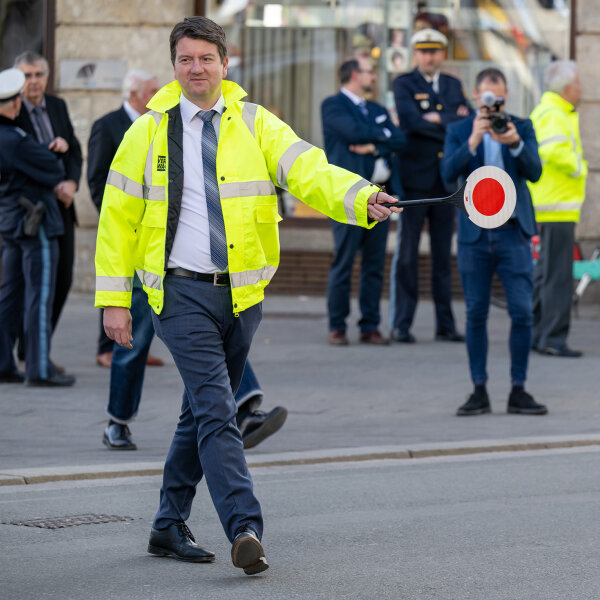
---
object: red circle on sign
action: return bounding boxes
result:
[471,178,505,216]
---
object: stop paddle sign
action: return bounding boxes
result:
[379,165,517,229]
[464,166,517,229]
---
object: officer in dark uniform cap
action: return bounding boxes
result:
[0,68,75,386]
[391,28,472,344]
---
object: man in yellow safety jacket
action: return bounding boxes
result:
[528,60,587,357]
[95,16,400,574]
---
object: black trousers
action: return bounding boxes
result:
[392,183,456,335]
[51,205,74,330]
[532,221,575,349]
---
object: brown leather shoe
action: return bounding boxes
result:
[359,330,389,345]
[96,352,112,368]
[146,353,165,367]
[328,329,349,346]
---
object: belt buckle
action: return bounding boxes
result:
[213,272,227,287]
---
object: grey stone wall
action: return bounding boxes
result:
[55,0,194,291]
[576,0,600,244]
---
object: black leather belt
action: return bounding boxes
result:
[166,267,230,286]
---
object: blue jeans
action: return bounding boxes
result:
[106,286,153,423]
[106,288,263,424]
[151,274,263,541]
[327,219,389,333]
[458,224,533,386]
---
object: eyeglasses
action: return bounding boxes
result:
[358,69,375,75]
[23,71,48,80]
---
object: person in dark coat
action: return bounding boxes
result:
[0,68,75,386]
[14,51,82,333]
[391,28,471,344]
[441,67,547,416]
[88,69,163,369]
[322,56,406,345]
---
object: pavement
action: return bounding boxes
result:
[2,292,600,599]
[1,292,599,483]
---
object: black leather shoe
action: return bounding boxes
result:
[103,422,137,450]
[148,521,215,562]
[0,370,25,383]
[391,330,416,343]
[456,388,491,416]
[508,389,548,415]
[539,345,582,358]
[231,529,268,575]
[239,407,288,450]
[435,331,465,342]
[26,373,76,387]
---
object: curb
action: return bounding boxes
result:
[1,436,599,487]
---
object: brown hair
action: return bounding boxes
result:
[170,17,227,65]
[475,68,507,89]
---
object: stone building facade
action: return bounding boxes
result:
[34,0,600,298]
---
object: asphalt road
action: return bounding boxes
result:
[2,446,599,600]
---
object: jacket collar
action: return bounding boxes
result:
[147,80,248,114]
[540,91,575,113]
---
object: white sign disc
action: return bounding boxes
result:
[463,166,517,229]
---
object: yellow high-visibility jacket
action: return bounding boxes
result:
[528,91,587,223]
[95,80,378,314]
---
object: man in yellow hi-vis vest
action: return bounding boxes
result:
[95,17,400,574]
[528,61,587,358]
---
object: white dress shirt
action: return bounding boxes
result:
[122,100,142,123]
[168,92,226,273]
[340,87,391,184]
[419,70,440,94]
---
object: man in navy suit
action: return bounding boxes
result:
[15,52,82,334]
[441,67,547,416]
[322,57,406,345]
[391,29,471,344]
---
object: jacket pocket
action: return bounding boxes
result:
[141,200,166,228]
[255,204,282,224]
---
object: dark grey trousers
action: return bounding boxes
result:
[533,221,575,350]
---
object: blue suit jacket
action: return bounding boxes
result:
[393,68,472,192]
[441,115,542,243]
[321,92,406,197]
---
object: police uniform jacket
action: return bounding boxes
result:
[393,68,472,191]
[0,115,65,238]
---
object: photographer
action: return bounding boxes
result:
[441,67,546,417]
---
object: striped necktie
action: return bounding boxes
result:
[199,109,228,271]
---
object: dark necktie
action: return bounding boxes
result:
[32,105,53,146]
[358,99,368,118]
[198,110,228,271]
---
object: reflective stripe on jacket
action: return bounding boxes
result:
[528,91,587,223]
[95,80,378,314]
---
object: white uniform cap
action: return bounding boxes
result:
[0,68,25,101]
[411,28,448,50]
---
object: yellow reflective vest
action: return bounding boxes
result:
[95,80,378,314]
[528,91,587,223]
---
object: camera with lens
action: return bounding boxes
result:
[480,90,510,134]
